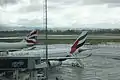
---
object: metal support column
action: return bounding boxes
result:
[15,69,19,80]
[44,0,48,80]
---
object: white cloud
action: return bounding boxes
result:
[0,0,120,29]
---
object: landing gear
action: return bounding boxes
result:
[72,63,80,67]
[6,51,9,55]
[56,76,63,80]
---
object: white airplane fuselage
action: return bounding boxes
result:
[9,45,87,57]
[9,47,86,68]
[0,42,33,51]
[0,30,38,52]
[10,47,70,57]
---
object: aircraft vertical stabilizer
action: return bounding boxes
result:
[24,30,38,44]
[70,31,88,54]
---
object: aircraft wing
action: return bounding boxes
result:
[77,47,99,53]
[41,53,92,61]
[91,54,120,60]
[0,46,36,53]
[22,46,36,50]
[0,49,22,52]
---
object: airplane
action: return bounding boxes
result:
[10,31,91,68]
[0,30,38,54]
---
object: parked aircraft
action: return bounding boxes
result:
[43,31,90,68]
[0,30,38,53]
[10,31,91,68]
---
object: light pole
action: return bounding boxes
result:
[45,0,48,80]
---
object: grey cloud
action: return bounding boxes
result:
[48,0,120,9]
[82,0,104,5]
[19,5,42,13]
[18,0,65,13]
[49,0,81,5]
[17,19,43,27]
[17,0,43,13]
[0,0,43,13]
[105,0,120,3]
[107,3,120,7]
[49,0,119,6]
[50,0,79,4]
[82,0,120,5]
[48,0,120,8]
[47,0,81,12]
[0,0,19,6]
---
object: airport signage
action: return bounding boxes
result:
[0,59,28,68]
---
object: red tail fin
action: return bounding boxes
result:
[25,30,38,44]
[70,31,88,54]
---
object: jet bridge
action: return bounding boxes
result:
[0,56,47,80]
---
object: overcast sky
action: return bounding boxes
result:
[0,0,120,29]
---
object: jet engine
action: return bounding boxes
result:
[78,48,88,53]
[78,49,85,53]
[48,61,62,68]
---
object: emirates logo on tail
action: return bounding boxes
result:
[70,31,87,54]
[25,30,38,44]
